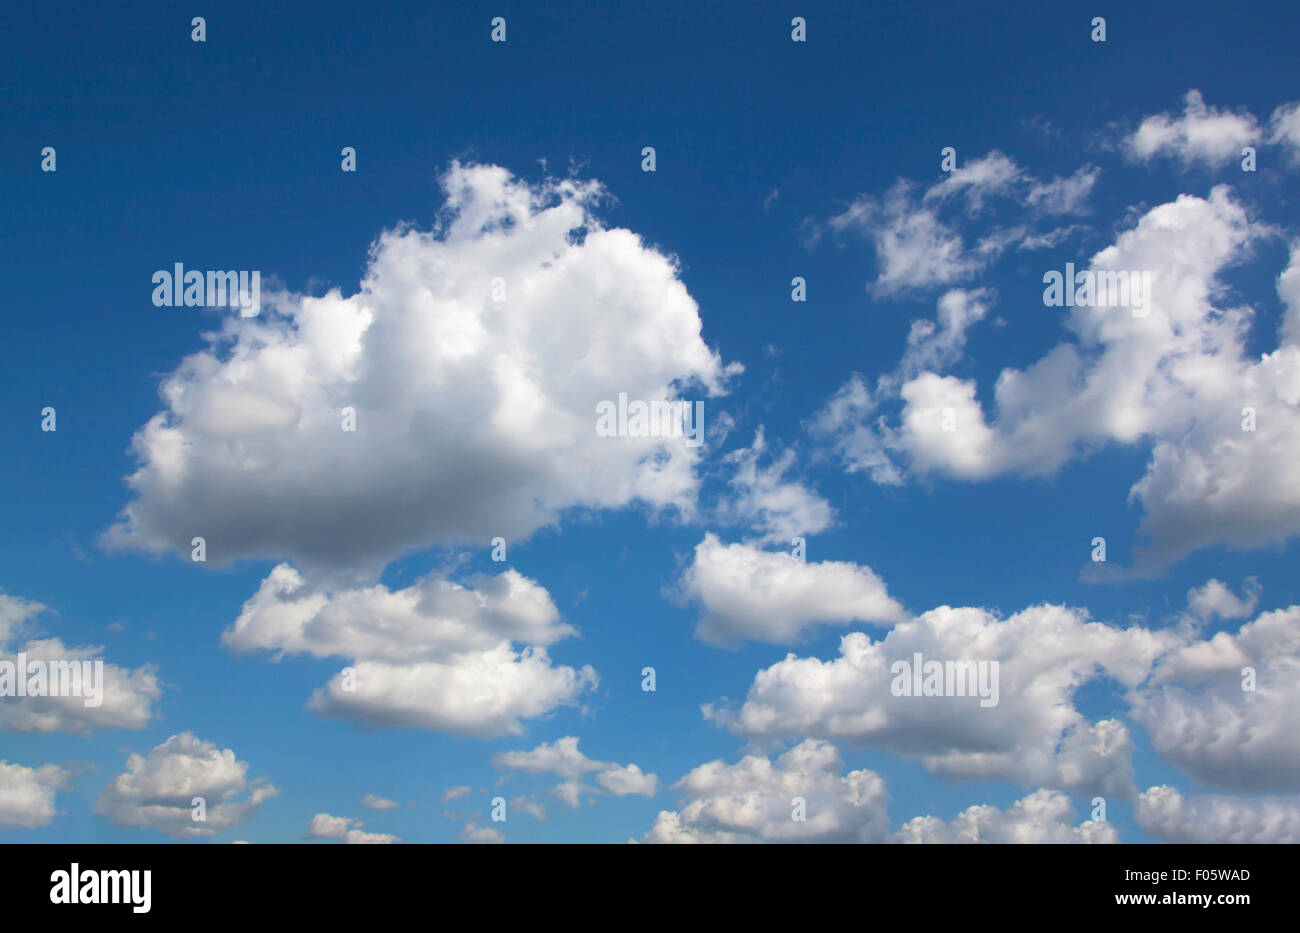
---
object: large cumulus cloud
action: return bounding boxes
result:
[103,162,739,573]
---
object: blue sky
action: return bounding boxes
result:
[3,0,1300,843]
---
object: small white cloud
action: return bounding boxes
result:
[306,812,399,844]
[0,761,69,830]
[96,733,277,839]
[676,533,904,647]
[1125,90,1260,167]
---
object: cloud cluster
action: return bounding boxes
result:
[710,603,1169,797]
[897,789,1117,844]
[703,554,1300,798]
[1135,785,1300,843]
[825,152,1096,296]
[818,184,1300,572]
[224,565,596,737]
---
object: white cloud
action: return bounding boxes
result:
[224,565,596,737]
[0,590,161,736]
[638,739,889,843]
[510,796,546,820]
[1279,240,1300,346]
[1025,166,1099,215]
[895,288,994,381]
[676,534,904,646]
[714,430,833,545]
[596,764,659,797]
[1136,785,1300,843]
[897,789,1117,843]
[103,162,739,574]
[827,154,1093,296]
[460,822,504,843]
[96,733,278,839]
[224,564,574,660]
[493,736,659,805]
[1186,578,1260,622]
[1134,606,1300,791]
[1270,102,1300,163]
[441,785,473,803]
[306,812,399,844]
[0,761,69,829]
[922,151,1023,212]
[361,793,398,811]
[820,185,1300,572]
[831,180,983,295]
[307,650,595,737]
[1125,90,1260,167]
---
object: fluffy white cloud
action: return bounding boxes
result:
[307,650,594,737]
[224,564,573,660]
[1136,785,1300,843]
[0,590,161,735]
[1186,578,1260,622]
[1133,606,1300,791]
[712,604,1181,798]
[103,162,739,573]
[638,739,889,843]
[676,534,904,646]
[897,789,1117,843]
[224,565,596,737]
[709,569,1300,796]
[1125,90,1260,167]
[96,733,278,839]
[306,812,399,844]
[820,185,1300,572]
[0,761,69,829]
[596,764,659,797]
[493,736,659,805]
